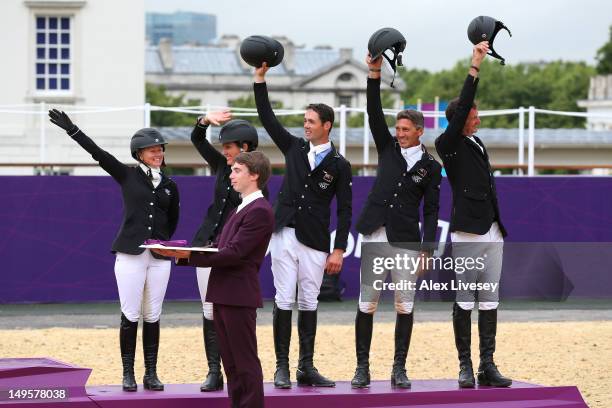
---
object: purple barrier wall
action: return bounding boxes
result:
[2,176,612,303]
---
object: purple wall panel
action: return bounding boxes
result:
[2,176,612,303]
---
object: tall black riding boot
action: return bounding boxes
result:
[142,320,164,391]
[273,304,292,389]
[201,315,224,391]
[119,314,138,392]
[296,310,335,387]
[390,313,413,388]
[453,303,475,388]
[351,310,373,389]
[477,309,512,387]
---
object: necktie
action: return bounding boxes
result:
[315,151,325,167]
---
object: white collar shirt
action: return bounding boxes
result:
[400,144,423,171]
[236,190,264,214]
[308,141,332,170]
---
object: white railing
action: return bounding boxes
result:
[2,102,612,176]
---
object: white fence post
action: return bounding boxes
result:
[528,106,535,177]
[434,96,440,132]
[518,106,525,175]
[363,108,369,176]
[39,101,46,166]
[205,104,211,176]
[339,104,347,156]
[144,102,151,128]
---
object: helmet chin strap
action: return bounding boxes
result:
[382,48,403,88]
[489,21,512,65]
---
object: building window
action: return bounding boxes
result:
[35,16,71,92]
[338,95,352,107]
[338,73,353,82]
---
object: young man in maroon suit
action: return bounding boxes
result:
[153,151,274,408]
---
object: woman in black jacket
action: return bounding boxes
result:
[189,110,259,391]
[48,109,180,392]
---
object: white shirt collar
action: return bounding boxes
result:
[309,141,332,155]
[467,136,484,154]
[400,144,423,158]
[139,163,161,175]
[139,163,162,180]
[236,190,264,213]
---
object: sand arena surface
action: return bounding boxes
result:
[1,322,610,407]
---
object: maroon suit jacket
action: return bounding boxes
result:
[187,197,274,308]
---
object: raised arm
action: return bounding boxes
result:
[435,42,488,155]
[190,111,232,172]
[253,63,298,154]
[48,109,128,182]
[366,54,393,151]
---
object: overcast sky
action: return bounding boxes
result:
[146,0,611,72]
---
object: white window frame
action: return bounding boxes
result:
[25,0,86,102]
[34,15,72,94]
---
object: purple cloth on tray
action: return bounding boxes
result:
[143,239,188,247]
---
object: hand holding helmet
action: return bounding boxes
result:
[254,61,270,83]
[48,109,77,134]
[367,27,406,87]
[467,16,511,65]
[366,53,383,70]
[472,41,490,66]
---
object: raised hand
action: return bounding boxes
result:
[472,41,490,66]
[202,110,232,126]
[254,62,270,83]
[48,109,77,133]
[366,53,383,70]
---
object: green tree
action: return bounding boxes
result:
[228,94,304,127]
[596,25,612,74]
[347,89,396,127]
[145,83,200,127]
[399,58,595,128]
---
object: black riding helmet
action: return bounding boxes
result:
[219,119,258,151]
[240,35,284,68]
[467,16,512,65]
[130,128,167,161]
[368,27,406,88]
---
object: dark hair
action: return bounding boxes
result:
[306,103,335,130]
[234,151,271,190]
[396,110,424,129]
[445,97,477,121]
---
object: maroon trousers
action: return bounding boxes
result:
[213,303,264,408]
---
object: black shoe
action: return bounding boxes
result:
[351,367,370,389]
[142,320,164,391]
[296,310,335,387]
[201,316,224,392]
[459,364,475,388]
[351,310,373,389]
[273,304,292,389]
[119,314,138,392]
[453,303,475,388]
[477,309,512,387]
[477,363,512,387]
[390,313,413,389]
[390,366,411,389]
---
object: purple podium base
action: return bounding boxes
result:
[87,381,587,408]
[0,359,588,408]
